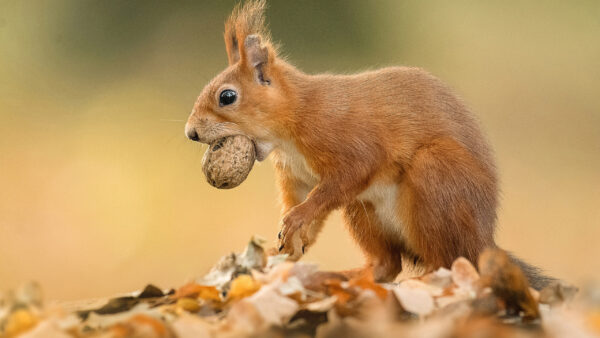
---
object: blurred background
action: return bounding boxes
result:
[1,0,598,301]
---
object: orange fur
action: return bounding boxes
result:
[185,1,551,288]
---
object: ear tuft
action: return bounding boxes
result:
[224,0,274,67]
[224,27,240,65]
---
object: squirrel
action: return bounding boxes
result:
[185,0,553,289]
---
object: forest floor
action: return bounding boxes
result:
[1,236,599,338]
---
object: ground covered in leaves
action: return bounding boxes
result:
[1,236,599,337]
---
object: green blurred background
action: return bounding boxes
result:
[1,1,599,301]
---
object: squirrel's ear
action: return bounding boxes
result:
[224,28,240,65]
[243,34,270,85]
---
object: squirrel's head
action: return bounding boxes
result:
[185,0,288,161]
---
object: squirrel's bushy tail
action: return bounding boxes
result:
[507,252,556,290]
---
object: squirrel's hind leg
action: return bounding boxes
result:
[398,138,497,270]
[342,200,406,282]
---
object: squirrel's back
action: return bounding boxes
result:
[288,66,495,170]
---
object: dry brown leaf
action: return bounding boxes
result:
[289,263,320,284]
[541,305,597,338]
[299,271,347,294]
[450,316,519,338]
[436,290,474,309]
[197,237,267,293]
[223,299,265,335]
[80,303,163,332]
[393,286,435,316]
[420,268,453,289]
[176,298,200,313]
[107,314,173,338]
[252,261,295,285]
[348,270,388,301]
[237,235,267,271]
[539,281,579,306]
[15,282,43,309]
[198,254,238,290]
[325,279,356,308]
[3,308,38,337]
[226,283,299,331]
[399,279,444,297]
[277,276,309,303]
[451,257,480,290]
[170,312,212,338]
[174,283,220,302]
[244,283,299,326]
[19,319,71,338]
[227,275,261,302]
[305,296,338,313]
[586,310,600,335]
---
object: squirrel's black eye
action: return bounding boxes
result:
[219,89,237,106]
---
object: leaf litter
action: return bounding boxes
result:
[1,237,599,337]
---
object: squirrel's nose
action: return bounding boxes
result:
[185,124,200,142]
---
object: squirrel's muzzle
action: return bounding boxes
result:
[185,123,200,142]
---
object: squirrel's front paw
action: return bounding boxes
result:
[277,208,310,261]
[277,231,304,261]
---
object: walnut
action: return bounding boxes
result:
[202,135,255,189]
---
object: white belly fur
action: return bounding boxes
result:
[357,181,405,239]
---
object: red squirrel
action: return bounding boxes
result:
[185,0,552,289]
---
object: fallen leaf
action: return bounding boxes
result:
[277,276,308,302]
[198,253,238,290]
[252,262,295,285]
[177,298,200,313]
[304,296,338,312]
[393,286,435,316]
[399,279,444,297]
[77,296,139,320]
[19,319,71,338]
[450,316,515,338]
[420,268,453,289]
[325,279,356,308]
[3,308,38,337]
[539,281,579,306]
[108,313,173,338]
[174,283,220,302]
[138,285,165,299]
[451,257,480,290]
[348,270,389,300]
[81,303,160,331]
[289,263,320,284]
[287,309,329,336]
[586,310,600,335]
[227,275,261,301]
[298,270,346,294]
[237,235,267,271]
[266,254,288,269]
[230,283,299,327]
[15,282,43,308]
[171,312,212,338]
[197,237,267,293]
[224,299,265,334]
